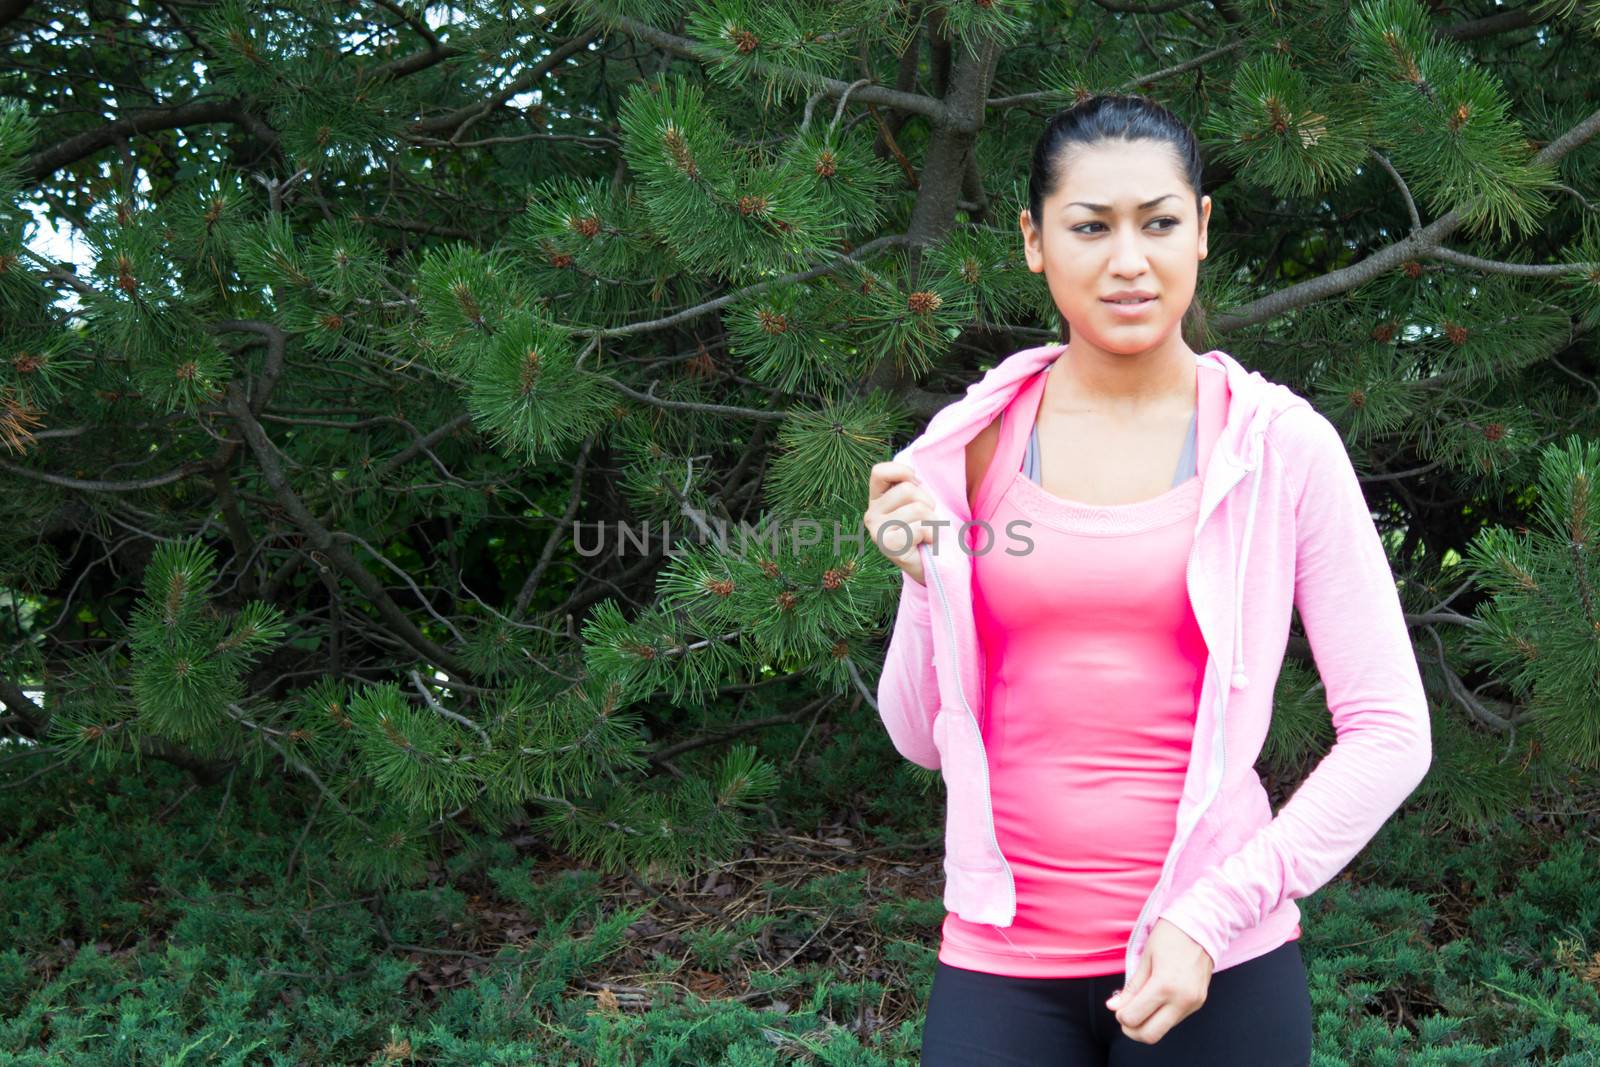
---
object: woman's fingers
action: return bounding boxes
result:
[1120,1002,1187,1045]
[864,462,940,580]
[875,481,933,521]
[867,461,921,501]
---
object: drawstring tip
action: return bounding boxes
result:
[1231,670,1249,689]
[992,923,1040,960]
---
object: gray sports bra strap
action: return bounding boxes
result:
[1023,408,1197,487]
[1171,409,1198,484]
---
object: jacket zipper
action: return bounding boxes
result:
[1126,639,1222,960]
[921,541,1018,914]
[1124,429,1261,969]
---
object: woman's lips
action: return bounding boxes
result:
[1102,296,1157,318]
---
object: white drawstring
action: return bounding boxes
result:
[992,922,1040,959]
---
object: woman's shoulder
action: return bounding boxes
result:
[1261,397,1356,503]
[1263,395,1338,453]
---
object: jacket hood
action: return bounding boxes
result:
[895,344,1294,484]
[895,343,1311,692]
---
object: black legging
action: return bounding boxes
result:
[919,938,1312,1066]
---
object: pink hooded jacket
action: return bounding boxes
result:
[876,343,1433,978]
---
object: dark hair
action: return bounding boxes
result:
[1027,94,1208,345]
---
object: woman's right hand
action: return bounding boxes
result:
[863,461,939,587]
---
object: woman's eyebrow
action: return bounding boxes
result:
[1065,194,1179,213]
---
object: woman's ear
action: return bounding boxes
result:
[1020,208,1045,273]
[1197,195,1211,261]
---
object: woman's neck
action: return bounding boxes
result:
[1043,341,1197,422]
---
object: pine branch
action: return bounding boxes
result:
[223,700,354,816]
[1090,0,1204,13]
[1215,107,1600,333]
[211,320,472,607]
[1361,459,1446,483]
[213,319,287,417]
[223,382,470,678]
[987,40,1245,108]
[580,233,917,338]
[647,705,820,764]
[1439,6,1550,41]
[604,16,957,129]
[601,378,771,423]
[0,456,208,491]
[23,95,279,187]
[407,670,491,749]
[1,669,236,783]
[19,21,587,184]
[1554,183,1598,213]
[0,674,44,733]
[1407,611,1487,630]
[1423,625,1520,733]
[514,436,596,618]
[843,655,879,713]
[409,30,599,136]
[375,412,474,477]
[368,0,441,53]
[334,533,469,645]
[1370,148,1422,231]
[1370,150,1600,276]
[1426,247,1599,277]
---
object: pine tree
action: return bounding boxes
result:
[2,0,1599,889]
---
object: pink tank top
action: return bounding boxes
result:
[937,357,1234,977]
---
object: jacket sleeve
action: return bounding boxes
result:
[1157,404,1433,967]
[874,561,943,770]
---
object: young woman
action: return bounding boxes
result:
[862,95,1432,1065]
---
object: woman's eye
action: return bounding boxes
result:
[1072,218,1180,234]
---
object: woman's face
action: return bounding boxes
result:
[1020,139,1210,355]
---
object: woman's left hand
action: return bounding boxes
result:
[1104,918,1215,1044]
